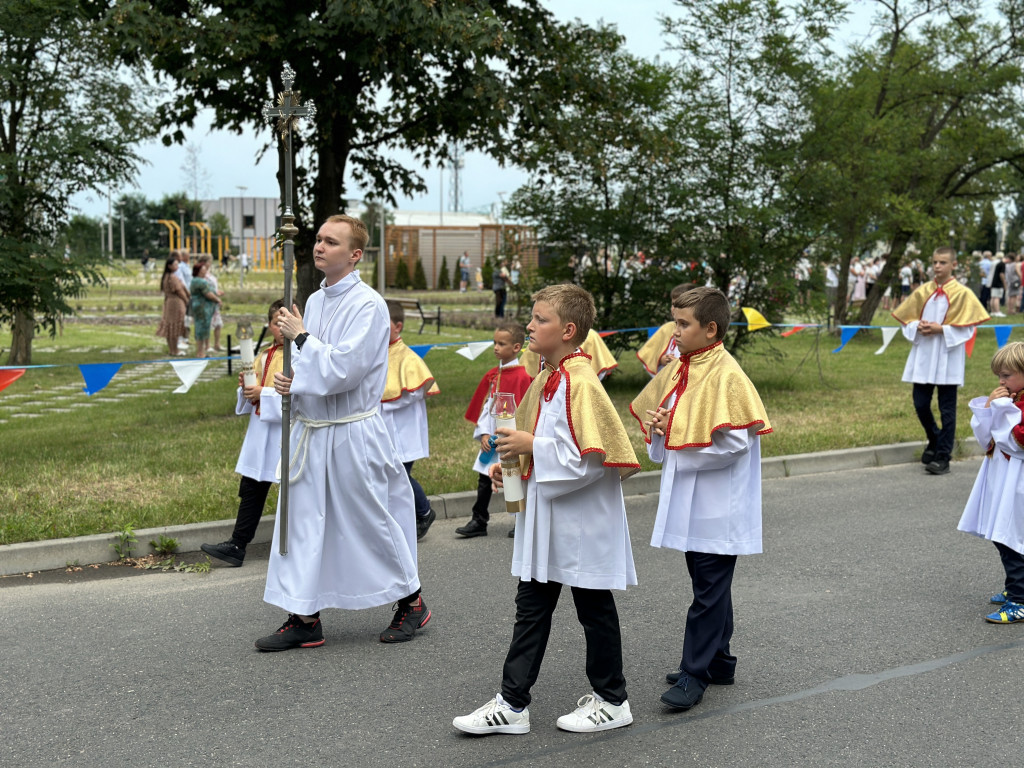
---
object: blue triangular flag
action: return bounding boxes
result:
[994,325,1013,349]
[647,326,659,339]
[79,363,122,395]
[409,344,432,359]
[831,326,860,354]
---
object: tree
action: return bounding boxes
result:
[0,0,156,364]
[112,0,600,307]
[800,0,1024,324]
[437,255,451,290]
[412,258,427,290]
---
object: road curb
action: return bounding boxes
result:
[0,439,983,577]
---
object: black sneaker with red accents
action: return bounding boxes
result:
[255,614,325,651]
[379,596,431,643]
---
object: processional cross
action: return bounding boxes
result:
[262,63,316,555]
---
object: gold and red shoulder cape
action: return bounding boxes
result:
[254,343,284,415]
[382,339,440,402]
[464,362,532,423]
[636,322,676,376]
[891,278,990,327]
[629,341,772,449]
[521,329,619,379]
[516,351,640,480]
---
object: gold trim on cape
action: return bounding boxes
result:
[892,278,989,327]
[636,322,676,376]
[383,339,440,402]
[629,341,771,449]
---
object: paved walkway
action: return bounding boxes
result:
[3,459,1020,768]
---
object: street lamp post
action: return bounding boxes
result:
[236,185,248,289]
[177,205,186,252]
[119,203,126,263]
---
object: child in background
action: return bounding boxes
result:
[381,300,441,540]
[202,299,286,567]
[636,282,696,377]
[957,341,1024,624]
[630,286,771,713]
[453,284,640,736]
[457,322,532,539]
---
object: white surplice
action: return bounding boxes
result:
[510,373,636,591]
[233,386,282,483]
[958,396,1024,554]
[647,390,763,555]
[263,272,418,613]
[380,387,429,463]
[900,291,975,386]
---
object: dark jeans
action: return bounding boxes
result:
[501,579,626,709]
[494,288,507,318]
[472,472,492,523]
[403,461,430,517]
[231,475,272,547]
[912,383,958,462]
[995,542,1024,603]
[681,551,738,684]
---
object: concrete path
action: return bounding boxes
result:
[2,458,1020,768]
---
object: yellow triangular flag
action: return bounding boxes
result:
[741,307,771,332]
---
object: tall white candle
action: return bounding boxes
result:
[492,391,524,514]
[240,338,257,388]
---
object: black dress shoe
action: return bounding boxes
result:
[661,673,707,711]
[455,518,488,538]
[921,444,937,464]
[201,541,245,567]
[416,508,436,540]
[925,459,950,475]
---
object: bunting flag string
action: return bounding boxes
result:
[0,318,1019,398]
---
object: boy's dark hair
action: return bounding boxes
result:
[672,286,731,341]
[532,284,596,345]
[670,282,696,302]
[385,299,405,325]
[267,299,285,323]
[495,321,526,346]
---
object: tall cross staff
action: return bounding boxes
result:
[262,63,315,556]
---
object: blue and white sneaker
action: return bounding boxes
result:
[556,693,632,732]
[990,590,1009,605]
[453,693,530,735]
[985,600,1024,624]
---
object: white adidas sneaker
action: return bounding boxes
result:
[556,693,633,733]
[453,693,531,735]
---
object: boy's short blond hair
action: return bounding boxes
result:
[325,214,369,251]
[495,321,525,347]
[532,284,596,346]
[991,341,1024,375]
[672,286,731,342]
[933,245,957,262]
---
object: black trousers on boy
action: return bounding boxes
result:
[231,475,272,547]
[471,472,492,523]
[995,542,1024,603]
[681,551,738,683]
[501,579,627,709]
[912,383,957,462]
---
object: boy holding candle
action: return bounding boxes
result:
[453,284,640,736]
[202,300,286,567]
[457,321,532,539]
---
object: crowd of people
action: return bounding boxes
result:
[156,248,224,357]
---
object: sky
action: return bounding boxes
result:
[71,0,877,221]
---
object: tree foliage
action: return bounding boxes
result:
[110,0,596,307]
[0,0,156,364]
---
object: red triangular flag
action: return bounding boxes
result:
[964,327,978,358]
[0,369,26,394]
[781,326,806,338]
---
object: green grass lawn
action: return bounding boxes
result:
[0,270,1017,546]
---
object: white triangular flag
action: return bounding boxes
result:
[875,326,899,355]
[456,341,494,361]
[170,360,209,393]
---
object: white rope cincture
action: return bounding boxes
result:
[276,407,378,482]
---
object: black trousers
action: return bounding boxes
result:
[912,383,958,461]
[494,288,507,318]
[501,579,626,709]
[681,551,738,684]
[472,472,492,523]
[995,542,1024,603]
[231,475,272,547]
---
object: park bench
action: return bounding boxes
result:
[396,298,441,334]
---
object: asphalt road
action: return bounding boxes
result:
[3,458,1021,768]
